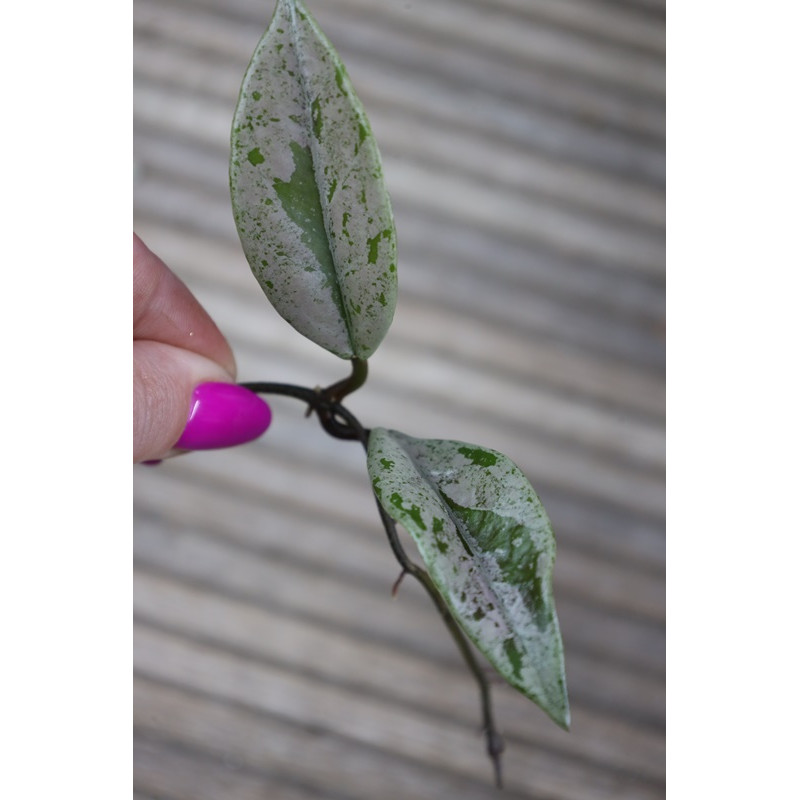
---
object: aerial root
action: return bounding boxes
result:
[391,568,409,597]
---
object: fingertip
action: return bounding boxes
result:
[133,342,234,463]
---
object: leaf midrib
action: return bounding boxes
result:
[285,0,356,353]
[390,434,524,647]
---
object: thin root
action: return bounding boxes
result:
[391,569,408,597]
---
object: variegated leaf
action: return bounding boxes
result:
[230,0,397,359]
[367,428,570,729]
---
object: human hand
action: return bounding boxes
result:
[133,233,271,463]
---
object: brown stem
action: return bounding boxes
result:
[322,357,368,404]
[373,501,505,788]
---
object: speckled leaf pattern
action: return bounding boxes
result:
[230,0,397,359]
[367,428,570,729]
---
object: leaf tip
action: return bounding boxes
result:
[549,685,571,731]
[558,707,571,732]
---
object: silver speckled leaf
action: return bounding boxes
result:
[230,0,397,359]
[367,428,569,729]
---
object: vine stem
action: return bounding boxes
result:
[240,370,506,787]
[325,357,368,402]
[372,502,505,787]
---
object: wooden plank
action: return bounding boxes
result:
[460,0,665,54]
[133,176,666,371]
[133,80,664,276]
[131,406,664,574]
[134,624,664,798]
[133,199,665,374]
[127,255,665,517]
[213,396,665,519]
[133,511,665,713]
[321,0,665,95]
[135,679,660,800]
[137,702,521,800]
[129,325,665,531]
[364,107,665,230]
[134,733,325,800]
[134,569,665,781]
[134,463,664,623]
[132,136,664,328]
[133,33,665,185]
[175,0,666,58]
[134,0,665,138]
[133,219,665,418]
[133,39,664,229]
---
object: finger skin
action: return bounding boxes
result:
[133,234,237,462]
[133,233,236,375]
[133,342,234,462]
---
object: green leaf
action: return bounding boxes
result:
[230,0,397,360]
[367,428,570,729]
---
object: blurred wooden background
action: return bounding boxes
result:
[133,0,665,797]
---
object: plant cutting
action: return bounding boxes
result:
[228,0,569,786]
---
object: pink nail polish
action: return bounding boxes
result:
[175,383,272,451]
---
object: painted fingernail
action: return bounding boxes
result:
[175,382,272,451]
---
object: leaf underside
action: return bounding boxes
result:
[230,0,397,360]
[367,428,570,729]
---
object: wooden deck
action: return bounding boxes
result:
[133,0,665,797]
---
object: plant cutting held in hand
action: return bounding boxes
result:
[229,0,569,786]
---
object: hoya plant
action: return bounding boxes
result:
[229,0,568,786]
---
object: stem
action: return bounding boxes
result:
[239,382,318,407]
[240,376,504,786]
[373,502,505,788]
[323,357,368,403]
[238,380,367,442]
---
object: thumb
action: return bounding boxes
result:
[133,341,270,463]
